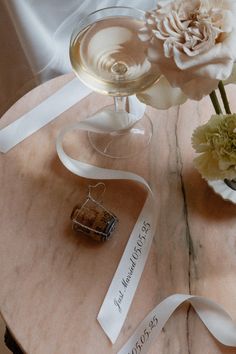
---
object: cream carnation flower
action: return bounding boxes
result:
[192,114,236,180]
[141,0,236,100]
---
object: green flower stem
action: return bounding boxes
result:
[209,90,222,115]
[218,81,231,114]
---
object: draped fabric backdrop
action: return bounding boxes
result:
[0,0,156,117]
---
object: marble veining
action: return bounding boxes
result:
[1,76,236,354]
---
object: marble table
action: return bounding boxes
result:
[1,74,236,354]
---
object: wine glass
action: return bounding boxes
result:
[69,6,159,158]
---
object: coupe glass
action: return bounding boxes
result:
[69,6,159,158]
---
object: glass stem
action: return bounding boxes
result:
[114,96,127,112]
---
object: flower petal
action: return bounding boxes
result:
[136,75,187,109]
[192,113,236,180]
[180,77,219,100]
[144,0,236,101]
[223,63,236,85]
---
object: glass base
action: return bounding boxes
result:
[88,111,153,159]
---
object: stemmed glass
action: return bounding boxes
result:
[69,6,159,158]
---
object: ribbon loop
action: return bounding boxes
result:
[118,294,236,354]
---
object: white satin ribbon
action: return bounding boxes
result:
[118,294,236,354]
[0,77,146,153]
[97,193,155,343]
[56,115,157,344]
[0,78,91,153]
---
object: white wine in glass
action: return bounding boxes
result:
[70,7,159,158]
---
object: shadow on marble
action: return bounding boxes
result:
[183,167,236,221]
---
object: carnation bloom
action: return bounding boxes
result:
[138,0,236,101]
[192,114,236,180]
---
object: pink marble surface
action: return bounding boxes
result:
[0,74,236,354]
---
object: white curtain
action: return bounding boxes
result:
[3,0,156,78]
[1,0,156,115]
